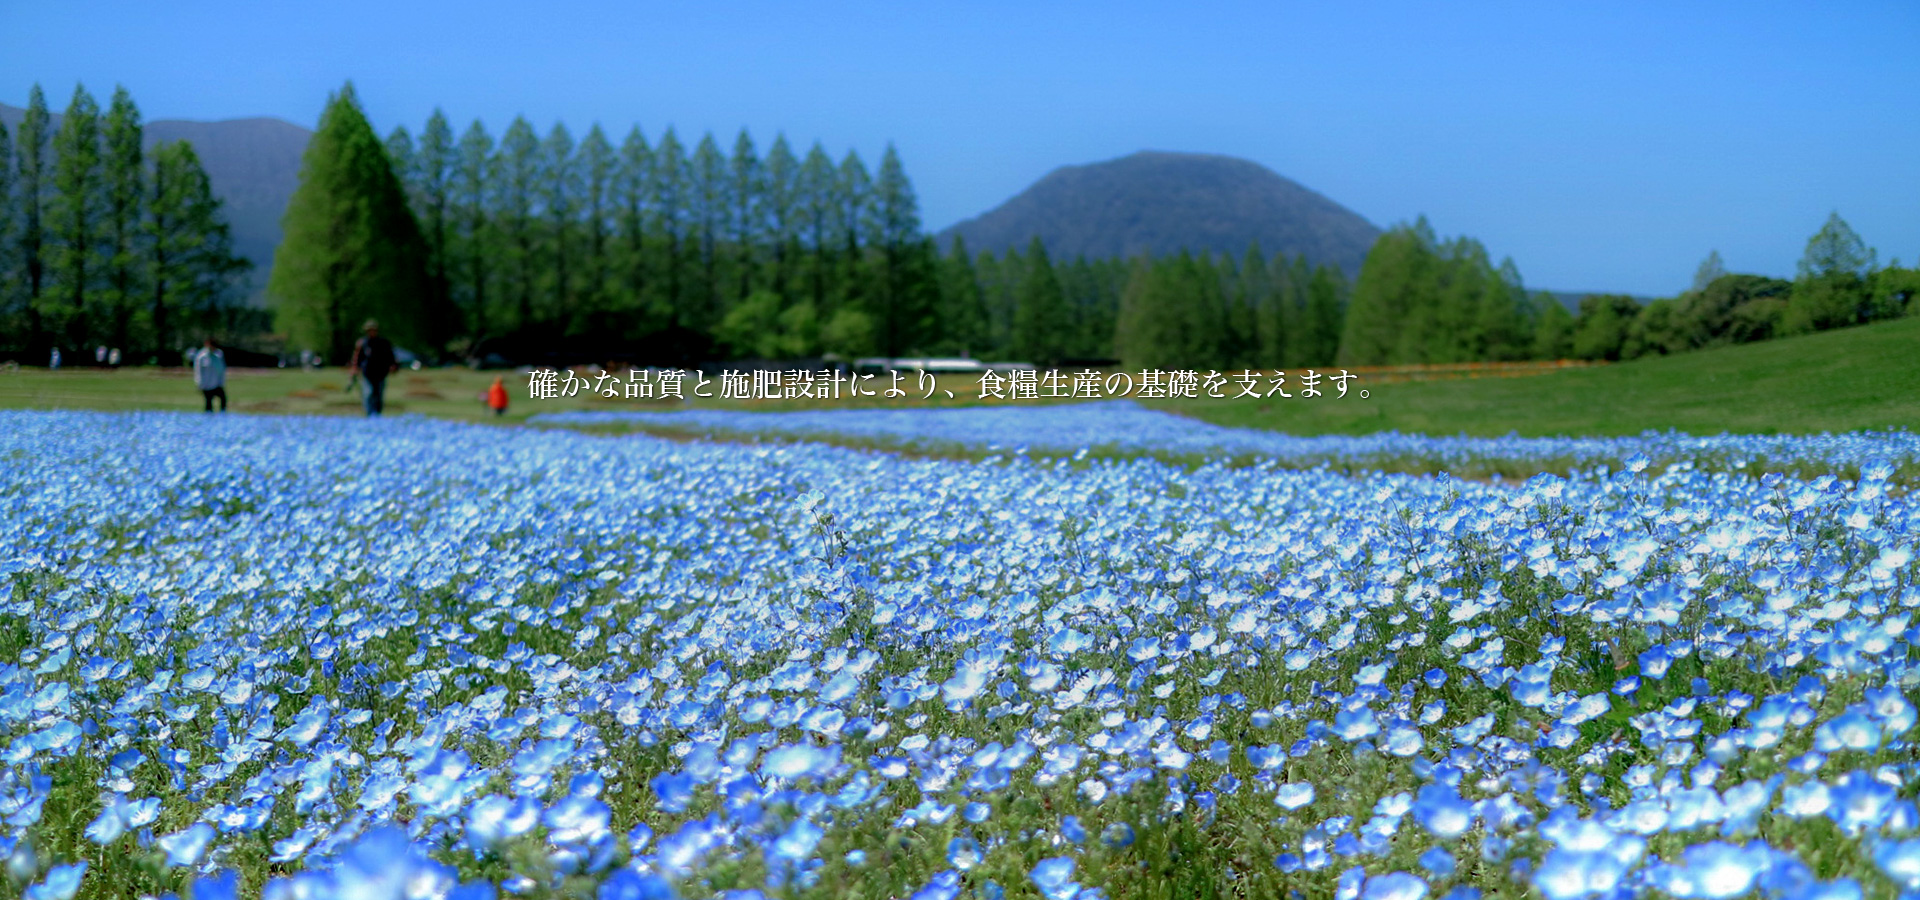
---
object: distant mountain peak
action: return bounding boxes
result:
[0,101,312,299]
[938,150,1380,273]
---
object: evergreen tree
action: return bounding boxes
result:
[1531,296,1574,360]
[1301,264,1346,366]
[49,84,104,352]
[652,129,689,327]
[1691,250,1726,293]
[101,86,144,355]
[16,85,52,358]
[384,126,415,191]
[494,117,540,333]
[834,150,873,329]
[540,123,578,332]
[872,144,922,355]
[938,236,987,357]
[1340,219,1436,365]
[416,110,456,340]
[612,125,654,330]
[1235,243,1272,368]
[797,142,835,314]
[576,124,615,333]
[148,141,249,357]
[1784,212,1875,334]
[690,133,727,327]
[451,120,496,340]
[1012,237,1069,365]
[763,135,799,301]
[1252,249,1291,368]
[728,129,761,305]
[1476,257,1533,361]
[268,83,431,362]
[0,123,14,346]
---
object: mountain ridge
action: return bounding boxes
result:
[937,150,1383,276]
[0,101,311,296]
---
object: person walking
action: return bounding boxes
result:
[486,375,510,417]
[347,319,399,417]
[193,338,227,412]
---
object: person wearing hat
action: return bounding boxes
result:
[347,319,398,417]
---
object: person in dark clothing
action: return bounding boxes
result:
[348,319,399,417]
[193,338,227,412]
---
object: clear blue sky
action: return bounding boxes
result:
[5,0,1916,295]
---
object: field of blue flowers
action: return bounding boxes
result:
[533,402,1920,484]
[2,408,1918,900]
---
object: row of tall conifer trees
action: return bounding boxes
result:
[272,85,1366,368]
[0,84,250,364]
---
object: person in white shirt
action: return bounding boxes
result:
[193,338,227,412]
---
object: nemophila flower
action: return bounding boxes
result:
[158,821,215,867]
[1030,857,1077,900]
[1651,841,1773,900]
[467,794,540,850]
[23,862,85,900]
[1361,872,1429,900]
[1277,782,1316,810]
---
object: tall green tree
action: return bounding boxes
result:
[1012,237,1070,365]
[652,129,689,327]
[763,134,799,301]
[872,144,923,355]
[728,129,762,305]
[1784,212,1876,334]
[1570,294,1641,361]
[690,133,727,326]
[797,142,835,314]
[938,236,988,357]
[494,117,540,333]
[451,120,496,340]
[539,123,578,332]
[416,110,456,339]
[1339,218,1436,365]
[0,121,13,343]
[48,84,104,351]
[17,85,52,357]
[268,83,431,362]
[1690,250,1726,293]
[101,86,145,354]
[612,125,654,330]
[1531,297,1574,359]
[1299,263,1346,366]
[148,141,249,358]
[575,124,615,333]
[835,150,873,324]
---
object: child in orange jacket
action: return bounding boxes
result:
[486,376,510,417]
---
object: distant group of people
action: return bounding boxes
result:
[184,318,510,418]
[47,346,124,368]
[42,317,513,420]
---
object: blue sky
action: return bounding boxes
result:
[4,0,1915,295]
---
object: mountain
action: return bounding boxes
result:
[0,101,310,298]
[938,151,1382,275]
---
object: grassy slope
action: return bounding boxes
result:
[1,316,1915,436]
[1158,316,1920,437]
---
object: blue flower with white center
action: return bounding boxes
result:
[1361,872,1428,900]
[1412,784,1474,840]
[23,862,86,900]
[158,821,215,867]
[1276,782,1316,810]
[1030,857,1077,900]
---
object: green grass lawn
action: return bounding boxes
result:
[3,315,1916,436]
[1160,315,1920,437]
